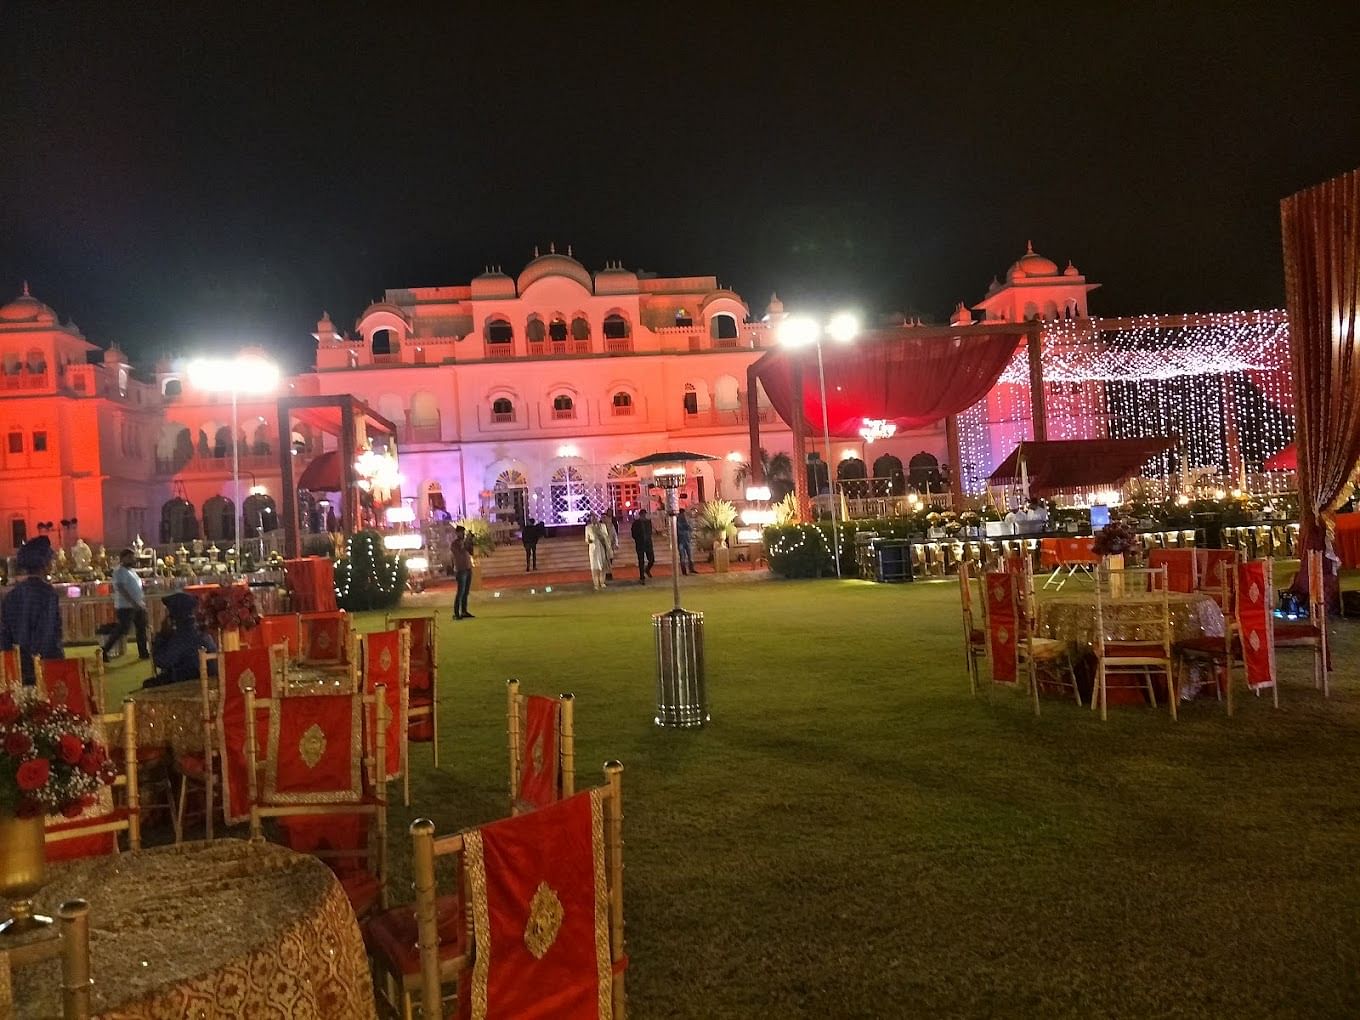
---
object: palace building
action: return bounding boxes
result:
[0,241,1291,555]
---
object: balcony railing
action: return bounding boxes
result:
[603,337,633,354]
[683,406,778,427]
[2,370,50,390]
[610,403,635,417]
[404,421,442,443]
[551,407,577,421]
[490,411,516,424]
[528,339,593,358]
[155,451,278,475]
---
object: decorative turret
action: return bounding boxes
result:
[950,302,974,326]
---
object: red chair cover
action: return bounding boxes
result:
[265,691,363,802]
[404,617,434,668]
[1148,548,1196,593]
[37,659,96,718]
[1237,561,1276,689]
[517,696,562,813]
[243,614,301,658]
[363,629,405,781]
[284,557,338,613]
[301,611,347,663]
[1057,537,1098,565]
[218,646,275,825]
[278,814,370,875]
[1038,539,1060,569]
[984,573,1019,684]
[460,790,611,1020]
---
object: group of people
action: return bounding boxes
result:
[0,537,217,688]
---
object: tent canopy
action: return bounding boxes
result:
[989,437,1176,494]
[750,323,1032,438]
[1264,442,1297,471]
[296,450,342,492]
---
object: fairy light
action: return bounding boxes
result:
[957,310,1294,495]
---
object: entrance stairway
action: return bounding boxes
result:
[479,530,672,579]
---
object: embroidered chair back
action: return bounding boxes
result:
[507,679,575,814]
[45,698,140,861]
[1148,548,1197,593]
[387,612,440,762]
[260,686,367,802]
[300,611,349,664]
[35,657,102,719]
[410,761,627,1020]
[246,613,302,659]
[362,627,409,784]
[1196,549,1241,607]
[1236,559,1277,692]
[983,572,1020,684]
[213,645,275,826]
[1093,568,1171,657]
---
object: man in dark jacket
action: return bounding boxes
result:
[0,537,62,685]
[522,517,543,572]
[630,510,655,584]
[149,591,218,687]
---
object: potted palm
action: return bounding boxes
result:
[697,499,738,572]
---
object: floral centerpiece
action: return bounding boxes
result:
[1092,520,1139,557]
[195,584,261,633]
[1,691,118,819]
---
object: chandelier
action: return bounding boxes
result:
[859,418,897,443]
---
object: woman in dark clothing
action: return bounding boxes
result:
[148,592,217,687]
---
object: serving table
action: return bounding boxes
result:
[11,839,375,1019]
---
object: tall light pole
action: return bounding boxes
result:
[187,352,280,572]
[778,312,859,578]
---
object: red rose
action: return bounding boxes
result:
[79,750,102,775]
[14,798,41,819]
[217,611,232,627]
[58,733,83,764]
[61,801,84,818]
[16,757,49,791]
[30,702,51,722]
[0,693,18,725]
[4,731,32,756]
[80,793,97,808]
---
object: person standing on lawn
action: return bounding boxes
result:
[631,509,655,584]
[450,525,476,620]
[586,513,613,590]
[676,507,695,575]
[101,547,149,663]
[0,536,63,685]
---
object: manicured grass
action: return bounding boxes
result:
[106,574,1360,1017]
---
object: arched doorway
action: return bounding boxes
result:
[160,498,198,543]
[873,454,906,495]
[908,452,941,492]
[607,464,641,516]
[836,456,869,499]
[202,495,235,542]
[549,465,589,525]
[424,481,449,521]
[493,469,529,526]
[242,493,277,537]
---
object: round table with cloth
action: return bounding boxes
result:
[1037,591,1225,705]
[14,839,376,1019]
[130,665,352,755]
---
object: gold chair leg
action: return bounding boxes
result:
[176,776,188,842]
[1166,665,1177,722]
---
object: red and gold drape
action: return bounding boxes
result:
[1281,168,1360,598]
[517,696,562,813]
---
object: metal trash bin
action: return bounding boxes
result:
[652,608,708,728]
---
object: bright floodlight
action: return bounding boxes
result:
[186,353,280,394]
[827,312,860,343]
[778,315,821,349]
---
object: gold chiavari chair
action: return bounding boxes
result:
[2,898,95,1019]
[506,679,575,814]
[1092,565,1174,721]
[387,612,441,769]
[1273,549,1329,695]
[45,698,141,859]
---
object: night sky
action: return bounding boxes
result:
[3,4,1358,370]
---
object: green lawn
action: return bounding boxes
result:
[107,574,1360,1018]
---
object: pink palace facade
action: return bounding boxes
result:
[0,243,1126,552]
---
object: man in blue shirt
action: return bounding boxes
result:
[0,536,63,685]
[102,548,149,663]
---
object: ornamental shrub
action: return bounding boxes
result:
[334,529,407,610]
[763,518,927,579]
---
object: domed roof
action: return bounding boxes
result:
[1014,241,1059,277]
[516,246,593,294]
[0,283,56,324]
[1063,260,1081,277]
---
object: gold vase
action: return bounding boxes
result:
[0,812,52,936]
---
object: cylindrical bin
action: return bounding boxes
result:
[652,608,708,728]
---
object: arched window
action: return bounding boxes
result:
[160,497,198,543]
[683,383,698,416]
[873,454,906,495]
[213,426,232,458]
[486,318,513,344]
[410,391,440,428]
[491,397,515,423]
[713,375,740,411]
[711,314,739,341]
[611,391,634,416]
[3,353,20,375]
[525,316,546,342]
[371,328,398,357]
[26,349,46,373]
[201,495,234,541]
[908,451,941,491]
[603,314,630,340]
[242,493,278,536]
[570,316,590,341]
[493,469,529,524]
[548,317,568,342]
[552,394,575,420]
[251,422,271,455]
[163,378,182,398]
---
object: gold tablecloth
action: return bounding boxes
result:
[1038,591,1225,647]
[130,666,351,755]
[15,839,375,1019]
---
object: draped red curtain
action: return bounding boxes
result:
[1280,168,1360,594]
[753,329,1023,438]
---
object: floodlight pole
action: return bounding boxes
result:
[814,338,842,578]
[231,386,242,570]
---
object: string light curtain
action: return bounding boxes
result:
[752,329,1021,438]
[1280,167,1360,574]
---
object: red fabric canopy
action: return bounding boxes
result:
[988,437,1175,494]
[751,326,1027,438]
[296,450,341,491]
[1264,443,1297,470]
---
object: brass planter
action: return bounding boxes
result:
[0,812,52,935]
